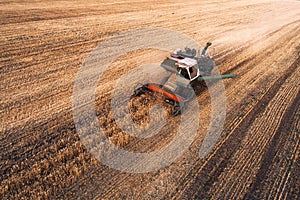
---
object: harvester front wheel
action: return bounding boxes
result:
[171,103,186,116]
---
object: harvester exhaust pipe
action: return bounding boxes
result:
[201,42,212,56]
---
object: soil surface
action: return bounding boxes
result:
[1,0,299,199]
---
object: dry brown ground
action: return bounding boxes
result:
[1,0,300,199]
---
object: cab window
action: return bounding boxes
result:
[189,65,198,79]
[180,68,190,79]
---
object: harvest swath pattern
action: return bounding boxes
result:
[1,0,299,199]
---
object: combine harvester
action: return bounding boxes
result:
[133,42,236,115]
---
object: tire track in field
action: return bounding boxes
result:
[166,20,300,196]
[211,64,299,199]
[244,57,300,199]
[245,92,299,200]
[173,39,300,199]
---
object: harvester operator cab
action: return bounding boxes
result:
[160,42,215,80]
[176,57,199,81]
